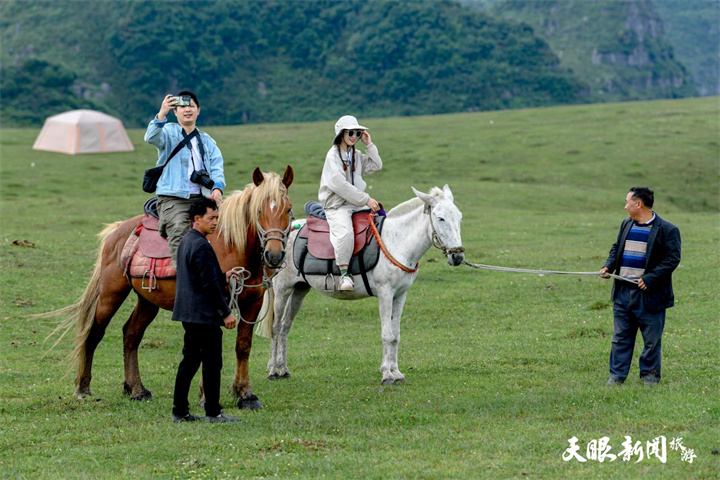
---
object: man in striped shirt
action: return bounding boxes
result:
[601,187,681,386]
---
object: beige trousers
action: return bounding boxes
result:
[325,204,356,266]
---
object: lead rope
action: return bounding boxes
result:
[461,261,638,284]
[228,266,279,325]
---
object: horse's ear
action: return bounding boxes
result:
[282,165,294,189]
[412,186,438,207]
[442,184,454,202]
[252,167,264,186]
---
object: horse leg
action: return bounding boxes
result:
[379,291,408,385]
[75,321,110,397]
[269,284,310,380]
[75,284,131,397]
[121,295,158,400]
[232,297,263,410]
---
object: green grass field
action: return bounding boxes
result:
[1,97,718,479]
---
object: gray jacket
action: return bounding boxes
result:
[319,144,382,210]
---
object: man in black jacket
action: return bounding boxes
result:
[601,187,681,386]
[171,197,240,423]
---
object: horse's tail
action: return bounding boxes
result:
[40,221,123,374]
[254,289,275,338]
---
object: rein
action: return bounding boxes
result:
[368,213,419,273]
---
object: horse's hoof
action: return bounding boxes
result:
[73,390,92,399]
[238,396,263,410]
[268,371,290,380]
[381,378,395,386]
[130,390,153,401]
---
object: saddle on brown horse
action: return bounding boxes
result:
[120,200,175,291]
[292,208,386,295]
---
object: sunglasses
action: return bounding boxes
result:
[346,130,364,138]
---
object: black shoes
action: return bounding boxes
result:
[606,378,624,386]
[205,412,242,423]
[172,412,202,423]
[605,376,660,386]
[641,375,660,386]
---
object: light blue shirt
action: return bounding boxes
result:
[144,117,226,198]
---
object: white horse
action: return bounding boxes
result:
[261,185,465,385]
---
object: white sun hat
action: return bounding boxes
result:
[334,115,367,137]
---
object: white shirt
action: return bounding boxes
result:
[186,137,203,194]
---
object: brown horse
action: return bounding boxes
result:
[45,166,293,409]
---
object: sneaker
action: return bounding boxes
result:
[205,412,242,423]
[606,378,624,386]
[339,274,354,291]
[172,412,202,423]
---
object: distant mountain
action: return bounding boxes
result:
[0,0,585,127]
[653,0,719,96]
[487,0,699,101]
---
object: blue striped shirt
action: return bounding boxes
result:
[620,214,655,279]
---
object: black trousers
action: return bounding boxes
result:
[172,322,223,417]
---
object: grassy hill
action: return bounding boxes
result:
[1,98,718,478]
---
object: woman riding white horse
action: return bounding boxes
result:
[262,185,465,385]
[320,115,383,292]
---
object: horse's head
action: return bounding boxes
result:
[252,165,294,268]
[412,185,465,266]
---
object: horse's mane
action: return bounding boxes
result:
[217,172,287,257]
[387,187,444,218]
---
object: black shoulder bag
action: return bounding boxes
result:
[142,129,199,193]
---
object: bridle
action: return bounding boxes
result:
[370,203,465,274]
[256,208,294,252]
[228,206,294,325]
[424,204,465,257]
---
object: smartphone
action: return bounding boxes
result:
[171,95,191,107]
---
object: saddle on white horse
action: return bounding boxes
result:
[293,202,386,295]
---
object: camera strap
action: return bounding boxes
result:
[182,128,207,171]
[155,128,198,174]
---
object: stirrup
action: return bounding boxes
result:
[141,271,157,292]
[324,274,336,291]
[141,258,158,292]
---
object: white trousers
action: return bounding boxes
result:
[325,205,355,266]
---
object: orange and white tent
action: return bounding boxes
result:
[33,110,134,154]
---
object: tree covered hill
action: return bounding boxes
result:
[2,0,702,129]
[3,0,586,127]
